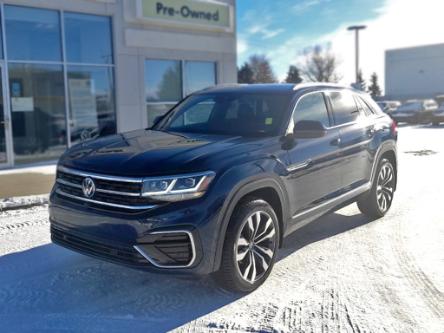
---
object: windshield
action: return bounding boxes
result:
[155,93,292,136]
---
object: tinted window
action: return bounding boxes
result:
[356,96,374,116]
[184,61,216,96]
[157,93,292,136]
[5,6,61,61]
[329,91,359,125]
[293,93,330,127]
[65,13,113,64]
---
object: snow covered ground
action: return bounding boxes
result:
[0,125,443,332]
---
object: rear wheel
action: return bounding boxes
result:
[215,197,280,293]
[358,158,396,218]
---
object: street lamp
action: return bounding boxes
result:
[347,25,367,84]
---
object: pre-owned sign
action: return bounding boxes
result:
[137,0,233,32]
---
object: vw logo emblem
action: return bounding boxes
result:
[82,177,96,198]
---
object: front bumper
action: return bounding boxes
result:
[49,188,223,275]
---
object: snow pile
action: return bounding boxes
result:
[0,195,49,212]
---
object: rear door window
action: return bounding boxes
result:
[328,91,359,125]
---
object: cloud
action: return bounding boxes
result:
[237,38,248,55]
[293,0,331,14]
[247,22,285,40]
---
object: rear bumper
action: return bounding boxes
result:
[431,114,444,123]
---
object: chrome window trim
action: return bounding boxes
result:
[55,189,157,210]
[286,89,363,135]
[133,230,196,269]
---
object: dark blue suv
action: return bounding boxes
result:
[49,83,398,292]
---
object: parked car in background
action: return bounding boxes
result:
[377,100,401,115]
[391,99,438,124]
[49,83,398,292]
[431,102,444,125]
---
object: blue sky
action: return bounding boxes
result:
[236,0,444,88]
[237,0,385,80]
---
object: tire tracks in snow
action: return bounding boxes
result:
[392,218,444,318]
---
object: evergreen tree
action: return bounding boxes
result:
[355,70,367,91]
[237,63,254,84]
[368,72,382,98]
[285,65,303,84]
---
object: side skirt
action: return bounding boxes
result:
[284,182,372,237]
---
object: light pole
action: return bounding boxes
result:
[347,25,367,84]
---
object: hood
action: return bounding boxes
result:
[59,129,270,177]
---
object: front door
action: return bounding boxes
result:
[285,92,342,219]
[0,65,12,168]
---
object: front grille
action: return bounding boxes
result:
[55,166,158,211]
[51,225,149,267]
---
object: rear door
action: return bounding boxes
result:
[285,92,342,218]
[327,90,373,190]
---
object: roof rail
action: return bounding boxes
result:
[293,82,348,90]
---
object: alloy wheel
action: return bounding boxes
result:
[376,163,395,213]
[235,211,277,284]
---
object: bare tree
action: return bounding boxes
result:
[300,45,342,83]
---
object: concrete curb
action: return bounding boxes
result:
[0,195,49,212]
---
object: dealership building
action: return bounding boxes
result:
[0,0,237,169]
[385,43,444,101]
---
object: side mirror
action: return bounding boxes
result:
[293,120,327,139]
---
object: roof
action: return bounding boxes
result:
[198,83,351,95]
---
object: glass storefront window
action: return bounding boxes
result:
[145,59,182,127]
[184,61,216,96]
[5,6,62,61]
[68,66,116,144]
[145,60,182,102]
[8,64,66,164]
[64,13,113,64]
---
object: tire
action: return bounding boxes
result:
[215,197,280,293]
[357,158,396,219]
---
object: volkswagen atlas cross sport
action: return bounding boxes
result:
[50,83,398,292]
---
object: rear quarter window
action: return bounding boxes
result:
[328,91,360,125]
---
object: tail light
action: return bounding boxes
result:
[391,120,398,135]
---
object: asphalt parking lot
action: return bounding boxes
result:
[0,124,443,333]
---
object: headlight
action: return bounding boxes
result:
[141,171,215,202]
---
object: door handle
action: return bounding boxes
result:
[0,119,9,126]
[330,137,341,146]
[367,128,376,137]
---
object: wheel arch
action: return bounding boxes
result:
[212,175,289,272]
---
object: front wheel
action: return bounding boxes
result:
[358,158,396,218]
[215,197,280,293]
